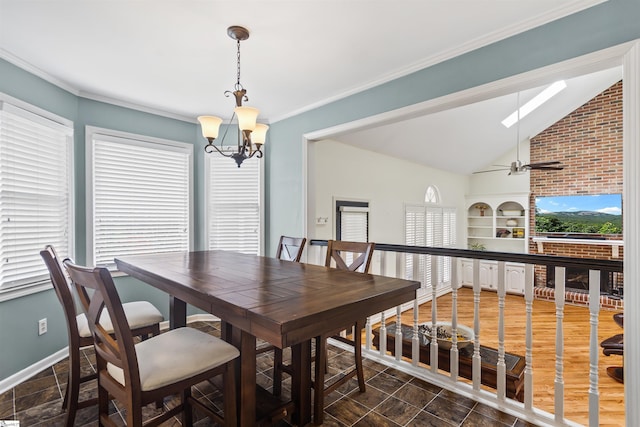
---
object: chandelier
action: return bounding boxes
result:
[197,26,268,167]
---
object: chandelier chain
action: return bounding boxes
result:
[236,39,242,90]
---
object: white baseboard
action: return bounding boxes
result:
[0,347,69,395]
[0,314,221,394]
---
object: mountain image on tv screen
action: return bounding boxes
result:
[535,194,622,234]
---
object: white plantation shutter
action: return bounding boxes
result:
[0,102,73,289]
[442,207,457,283]
[207,155,261,255]
[405,204,457,291]
[426,207,443,287]
[90,131,191,268]
[405,205,425,286]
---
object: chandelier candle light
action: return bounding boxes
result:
[197,26,269,167]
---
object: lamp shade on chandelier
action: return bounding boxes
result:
[197,26,268,167]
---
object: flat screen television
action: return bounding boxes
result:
[535,194,622,236]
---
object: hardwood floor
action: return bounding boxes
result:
[395,287,625,427]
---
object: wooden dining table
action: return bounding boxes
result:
[115,250,420,426]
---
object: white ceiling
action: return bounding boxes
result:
[335,67,623,175]
[0,0,616,174]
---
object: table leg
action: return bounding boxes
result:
[169,296,187,329]
[291,340,312,426]
[230,327,257,427]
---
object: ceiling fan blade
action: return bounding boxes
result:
[530,165,565,170]
[472,168,509,174]
[528,161,562,167]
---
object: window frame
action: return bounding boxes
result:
[0,92,74,301]
[335,199,370,242]
[85,126,194,268]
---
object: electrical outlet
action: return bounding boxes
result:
[38,318,47,335]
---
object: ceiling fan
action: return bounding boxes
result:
[474,92,565,175]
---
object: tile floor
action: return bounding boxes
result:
[0,321,538,426]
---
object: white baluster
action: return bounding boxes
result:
[450,258,460,381]
[431,255,439,373]
[554,266,566,422]
[412,298,420,366]
[496,261,506,400]
[524,264,534,410]
[588,269,601,426]
[396,305,403,362]
[379,309,387,358]
[472,259,481,391]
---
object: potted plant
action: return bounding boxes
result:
[469,243,486,251]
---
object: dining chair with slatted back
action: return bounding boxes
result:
[63,258,240,427]
[314,239,375,424]
[40,245,164,427]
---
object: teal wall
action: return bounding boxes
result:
[0,60,208,380]
[2,0,640,382]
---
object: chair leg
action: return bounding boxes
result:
[64,354,81,427]
[224,361,237,427]
[313,335,327,425]
[97,383,112,426]
[181,386,193,427]
[354,322,366,392]
[273,348,283,397]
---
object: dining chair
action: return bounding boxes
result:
[40,245,164,427]
[313,239,375,424]
[62,258,240,427]
[275,235,307,262]
[601,312,624,383]
[260,236,306,397]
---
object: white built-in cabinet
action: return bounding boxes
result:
[466,193,529,253]
[462,193,529,295]
[459,259,526,294]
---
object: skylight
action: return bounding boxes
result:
[501,80,567,128]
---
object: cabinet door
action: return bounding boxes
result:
[460,260,473,286]
[505,263,525,294]
[479,262,498,290]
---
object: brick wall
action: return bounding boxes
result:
[529,80,623,199]
[528,80,623,306]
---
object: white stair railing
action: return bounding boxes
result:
[304,241,616,427]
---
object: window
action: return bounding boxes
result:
[335,200,369,242]
[0,97,73,294]
[425,185,440,204]
[206,155,262,255]
[87,127,192,269]
[405,204,456,291]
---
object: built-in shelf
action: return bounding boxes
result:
[532,237,624,258]
[466,193,529,253]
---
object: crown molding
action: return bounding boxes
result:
[78,91,196,123]
[0,48,79,95]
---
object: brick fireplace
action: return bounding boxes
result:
[529,80,623,310]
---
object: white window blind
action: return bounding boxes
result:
[339,206,369,242]
[89,131,191,268]
[207,155,261,255]
[0,102,73,290]
[405,204,456,291]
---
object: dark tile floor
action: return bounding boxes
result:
[0,321,538,426]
